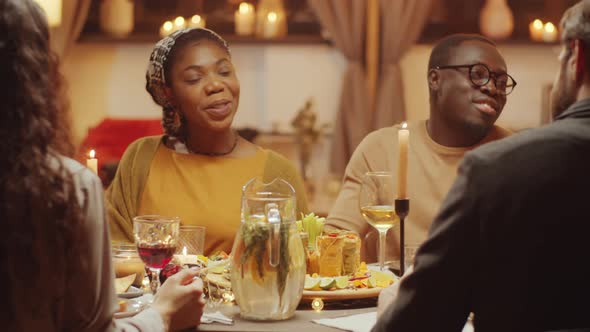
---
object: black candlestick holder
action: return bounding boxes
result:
[395,198,409,276]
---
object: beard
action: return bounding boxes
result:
[462,117,490,142]
[550,72,577,119]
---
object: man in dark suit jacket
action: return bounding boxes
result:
[372,1,590,331]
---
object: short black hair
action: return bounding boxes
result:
[428,33,496,69]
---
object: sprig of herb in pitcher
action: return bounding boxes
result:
[239,220,291,304]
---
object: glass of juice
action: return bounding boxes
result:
[359,172,399,272]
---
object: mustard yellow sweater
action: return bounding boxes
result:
[106,135,308,255]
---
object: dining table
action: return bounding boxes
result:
[196,302,377,332]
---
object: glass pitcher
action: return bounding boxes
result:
[230,177,306,321]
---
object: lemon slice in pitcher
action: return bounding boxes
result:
[304,277,321,290]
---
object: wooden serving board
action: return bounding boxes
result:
[301,287,383,301]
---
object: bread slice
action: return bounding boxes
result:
[115,274,136,294]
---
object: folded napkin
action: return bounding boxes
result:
[313,312,376,332]
[312,311,474,332]
[200,311,233,325]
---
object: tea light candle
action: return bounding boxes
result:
[396,123,409,199]
[87,149,98,174]
[543,22,558,43]
[262,11,279,38]
[529,19,544,42]
[159,21,173,38]
[311,298,324,311]
[173,16,186,32]
[235,2,255,36]
[188,15,206,29]
[175,246,200,266]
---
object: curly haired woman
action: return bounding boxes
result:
[0,1,204,330]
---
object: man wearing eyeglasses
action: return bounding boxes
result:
[326,33,514,263]
[373,1,590,331]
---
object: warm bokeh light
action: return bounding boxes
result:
[174,16,185,28]
[239,2,252,14]
[191,15,202,24]
[163,21,173,32]
[544,22,556,33]
[89,149,96,159]
[33,0,62,27]
[533,19,543,30]
[267,11,278,23]
[401,122,408,129]
[311,298,324,311]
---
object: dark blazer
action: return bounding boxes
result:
[373,99,590,332]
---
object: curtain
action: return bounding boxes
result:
[50,0,91,58]
[308,0,370,176]
[372,0,433,129]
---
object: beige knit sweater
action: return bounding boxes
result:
[327,121,511,262]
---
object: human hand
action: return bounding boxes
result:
[377,281,400,317]
[151,268,205,328]
[377,265,413,317]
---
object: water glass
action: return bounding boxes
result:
[175,225,206,256]
[112,242,145,287]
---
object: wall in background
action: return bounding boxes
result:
[63,42,560,143]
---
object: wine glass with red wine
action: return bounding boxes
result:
[133,215,180,294]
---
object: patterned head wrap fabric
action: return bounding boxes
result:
[145,28,230,144]
[145,27,230,109]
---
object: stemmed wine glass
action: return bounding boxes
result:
[359,172,399,271]
[133,215,180,294]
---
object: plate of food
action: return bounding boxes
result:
[115,274,144,299]
[301,266,397,301]
[296,218,397,302]
[118,286,144,299]
[114,298,146,318]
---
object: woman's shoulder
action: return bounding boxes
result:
[118,135,164,165]
[52,155,100,186]
[125,135,164,154]
[51,155,104,205]
[261,150,301,180]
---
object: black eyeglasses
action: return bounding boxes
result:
[435,63,517,95]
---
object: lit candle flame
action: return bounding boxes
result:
[311,298,324,311]
[239,2,251,14]
[533,19,543,30]
[544,22,556,33]
[174,16,185,28]
[89,149,96,158]
[191,15,202,24]
[163,21,173,32]
[267,11,277,23]
[182,246,187,256]
[401,122,408,129]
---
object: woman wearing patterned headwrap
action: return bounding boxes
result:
[106,28,308,255]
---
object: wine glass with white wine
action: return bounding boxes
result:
[359,171,399,271]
